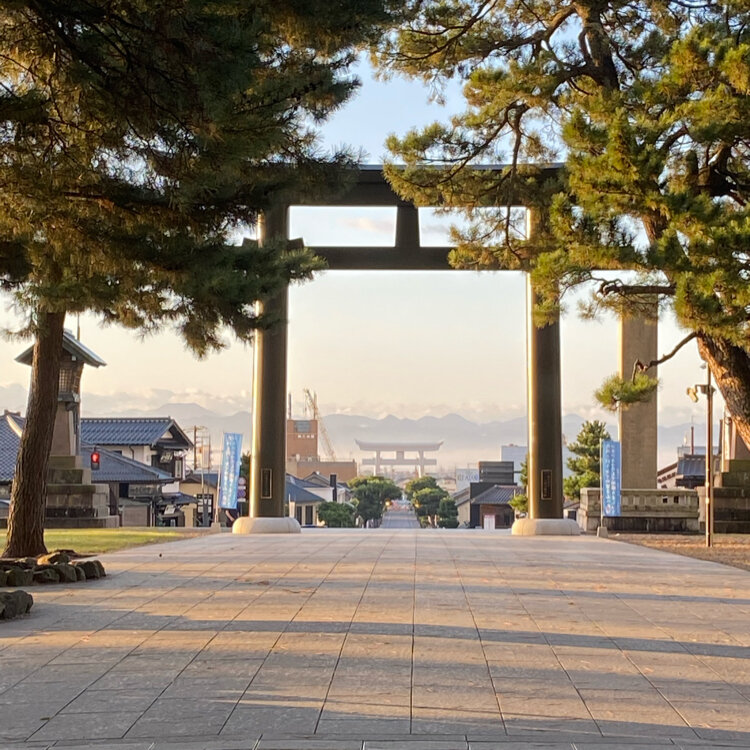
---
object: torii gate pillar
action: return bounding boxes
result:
[513,208,579,535]
[234,205,300,534]
[619,300,658,488]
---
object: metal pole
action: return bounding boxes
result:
[706,368,714,548]
[602,405,622,530]
[200,454,205,526]
[193,426,197,473]
[213,434,222,526]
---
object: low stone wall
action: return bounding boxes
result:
[579,488,699,533]
[1,552,106,587]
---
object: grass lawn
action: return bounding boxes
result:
[616,533,750,573]
[0,527,205,556]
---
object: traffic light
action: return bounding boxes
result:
[90,450,100,471]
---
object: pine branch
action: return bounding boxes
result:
[632,332,698,380]
[599,280,676,297]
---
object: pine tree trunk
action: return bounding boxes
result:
[698,334,750,451]
[3,311,65,558]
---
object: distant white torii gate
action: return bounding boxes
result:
[356,440,443,477]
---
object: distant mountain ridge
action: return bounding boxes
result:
[74,401,696,469]
[0,382,698,468]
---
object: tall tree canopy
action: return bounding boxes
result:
[376,0,750,445]
[0,0,402,556]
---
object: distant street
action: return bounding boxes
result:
[380,504,421,529]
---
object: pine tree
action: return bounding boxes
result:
[437,498,459,528]
[349,476,402,524]
[375,0,750,448]
[317,501,356,528]
[510,458,528,515]
[0,0,402,557]
[413,486,448,526]
[404,475,440,503]
[564,421,611,501]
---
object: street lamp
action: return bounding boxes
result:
[687,366,715,548]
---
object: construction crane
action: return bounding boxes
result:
[303,389,336,461]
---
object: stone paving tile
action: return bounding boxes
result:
[222,705,322,735]
[256,740,362,750]
[59,689,162,714]
[315,719,412,734]
[669,699,750,734]
[150,742,258,750]
[578,687,692,732]
[502,715,601,736]
[29,711,142,742]
[366,740,469,750]
[411,708,505,735]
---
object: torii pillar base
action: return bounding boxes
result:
[233,517,301,535]
[511,518,580,536]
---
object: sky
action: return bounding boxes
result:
[0,59,715,450]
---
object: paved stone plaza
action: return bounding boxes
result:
[1,529,750,750]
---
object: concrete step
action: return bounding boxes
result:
[714,490,750,505]
[718,471,750,487]
[726,458,750,472]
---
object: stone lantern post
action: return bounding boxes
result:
[16,330,117,527]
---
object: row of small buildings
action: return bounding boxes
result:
[0,410,351,528]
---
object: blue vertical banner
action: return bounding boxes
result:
[218,432,243,510]
[600,439,621,517]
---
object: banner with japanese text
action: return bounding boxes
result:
[600,439,621,517]
[218,432,243,510]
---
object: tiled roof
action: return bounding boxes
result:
[16,329,106,368]
[287,473,320,489]
[81,417,192,448]
[302,471,349,491]
[182,472,219,488]
[677,455,705,477]
[452,487,471,506]
[470,484,523,506]
[84,447,174,483]
[160,492,199,506]
[286,475,324,504]
[0,413,172,484]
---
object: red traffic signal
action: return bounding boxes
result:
[90,451,101,471]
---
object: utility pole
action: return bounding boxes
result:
[706,367,714,548]
[687,366,715,547]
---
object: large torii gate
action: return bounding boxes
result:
[233,166,657,535]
